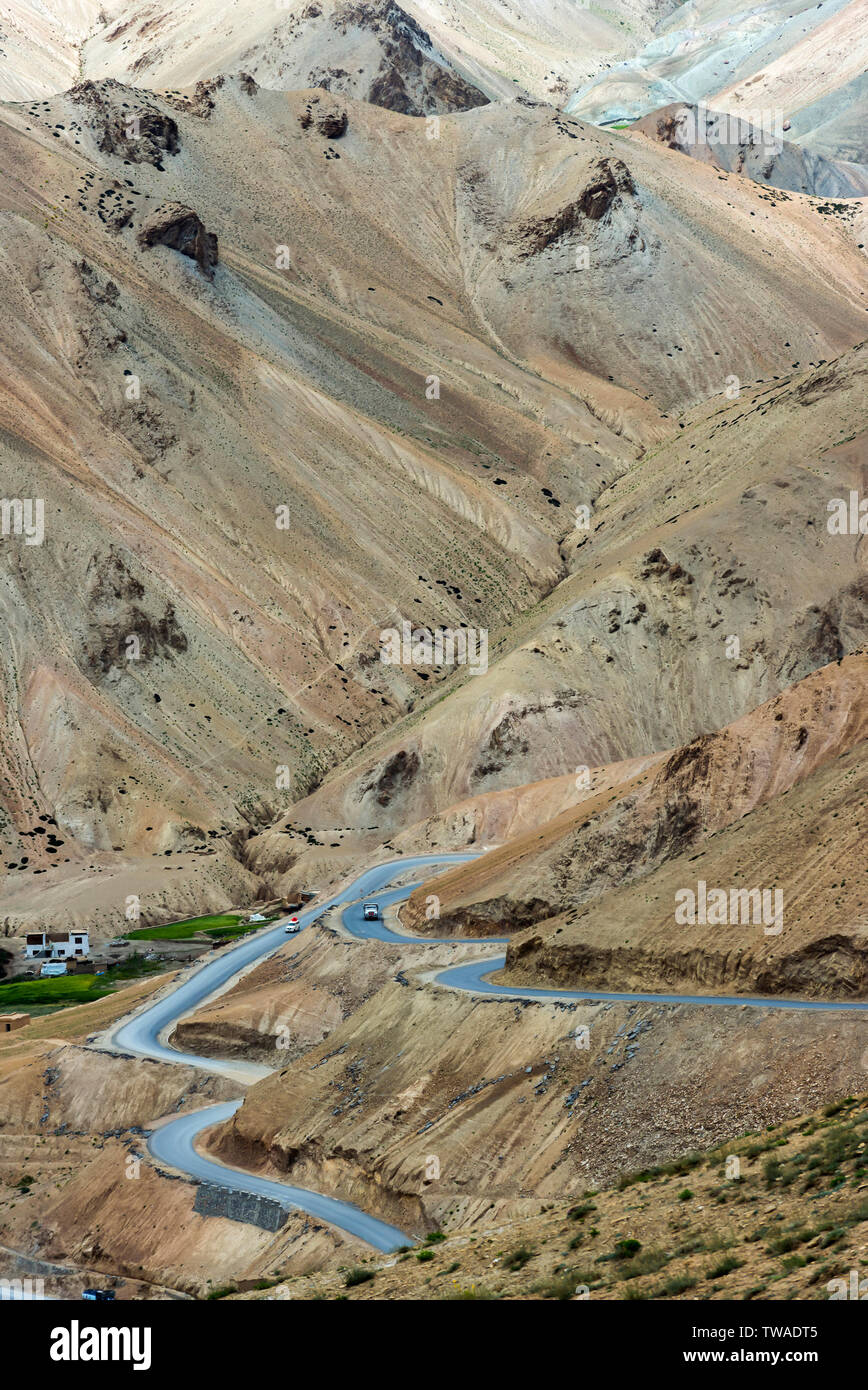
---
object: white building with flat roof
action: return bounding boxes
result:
[24,930,89,960]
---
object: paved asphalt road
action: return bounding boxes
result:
[109,851,868,1254]
[112,853,477,1251]
[339,888,868,1012]
[147,1100,413,1252]
[339,880,504,944]
[431,956,868,1011]
[113,853,478,1070]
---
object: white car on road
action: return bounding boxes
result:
[284,917,300,934]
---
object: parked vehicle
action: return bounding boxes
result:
[363,903,379,921]
[39,961,67,977]
[82,1289,115,1301]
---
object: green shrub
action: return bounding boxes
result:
[533,1275,581,1300]
[656,1274,697,1296]
[781,1254,808,1272]
[823,1100,850,1117]
[502,1245,535,1271]
[705,1232,736,1252]
[817,1228,845,1249]
[616,1249,670,1281]
[766,1231,808,1256]
[344,1267,375,1287]
[532,1270,594,1300]
[763,1157,782,1186]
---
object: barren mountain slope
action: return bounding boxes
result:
[83,0,492,113]
[781,73,868,166]
[632,104,868,197]
[249,344,868,862]
[233,1095,868,1302]
[2,79,863,893]
[379,0,683,107]
[0,0,682,108]
[243,750,669,894]
[497,730,868,998]
[0,83,634,874]
[710,0,868,160]
[567,0,868,161]
[4,0,865,170]
[0,0,111,101]
[203,941,867,1233]
[399,651,868,949]
[0,0,491,110]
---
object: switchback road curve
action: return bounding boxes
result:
[109,854,868,1253]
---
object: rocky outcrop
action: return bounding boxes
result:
[99,108,179,168]
[633,104,868,198]
[299,98,348,136]
[84,603,187,676]
[71,81,180,168]
[512,158,640,257]
[416,894,556,937]
[80,548,187,676]
[579,157,637,220]
[316,107,348,137]
[137,203,218,278]
[360,749,419,807]
[345,0,489,115]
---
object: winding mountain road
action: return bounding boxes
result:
[108,853,868,1254]
[146,1099,414,1251]
[110,853,478,1251]
[431,956,868,1011]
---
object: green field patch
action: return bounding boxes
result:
[0,974,112,1008]
[203,923,262,940]
[124,913,244,941]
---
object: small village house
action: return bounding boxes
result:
[24,930,89,961]
[0,1013,29,1033]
